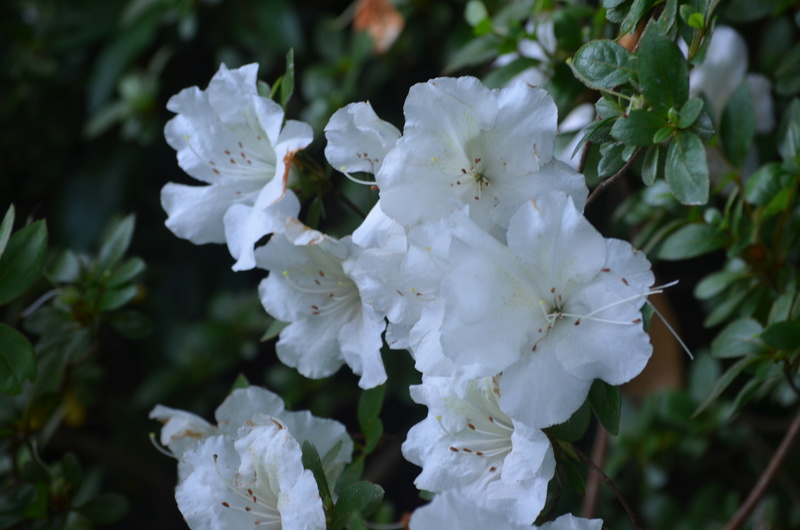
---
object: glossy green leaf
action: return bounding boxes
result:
[598,142,626,177]
[445,34,500,73]
[261,319,289,341]
[721,82,755,167]
[0,323,37,395]
[0,219,48,306]
[761,320,800,350]
[611,110,667,146]
[657,223,725,260]
[465,1,489,26]
[547,400,591,442]
[108,257,146,288]
[301,440,334,510]
[77,493,129,524]
[638,25,688,114]
[641,143,661,185]
[588,380,621,435]
[98,214,135,272]
[595,97,622,119]
[678,98,704,129]
[694,271,748,300]
[621,0,656,34]
[98,284,138,312]
[745,163,783,206]
[331,481,384,530]
[569,40,636,89]
[711,318,766,358]
[665,130,709,204]
[652,126,674,143]
[694,355,762,416]
[280,48,295,109]
[358,385,385,455]
[0,204,14,260]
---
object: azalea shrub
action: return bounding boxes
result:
[2,0,800,529]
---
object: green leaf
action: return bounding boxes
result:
[301,440,334,510]
[47,249,82,283]
[0,323,37,395]
[331,481,384,530]
[571,117,616,158]
[588,380,621,435]
[0,204,14,260]
[745,163,784,206]
[761,320,800,350]
[77,493,129,524]
[569,40,636,89]
[657,223,725,260]
[0,219,48,306]
[694,270,748,300]
[280,49,295,109]
[108,257,146,288]
[665,130,709,204]
[445,34,500,73]
[598,142,626,177]
[656,0,679,37]
[261,319,289,341]
[465,1,489,26]
[547,400,591,442]
[720,82,755,167]
[694,355,762,415]
[711,318,766,358]
[229,373,250,392]
[596,97,623,119]
[611,110,667,146]
[358,385,385,455]
[98,214,135,272]
[620,0,655,35]
[98,284,138,312]
[560,456,586,496]
[652,126,674,143]
[641,143,661,185]
[678,98,704,129]
[638,25,689,114]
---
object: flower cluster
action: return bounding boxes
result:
[157,64,657,528]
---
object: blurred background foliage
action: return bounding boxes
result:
[2,0,800,528]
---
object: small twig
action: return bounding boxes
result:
[576,448,643,530]
[581,425,609,518]
[585,148,644,209]
[577,140,591,175]
[333,188,367,219]
[724,406,800,530]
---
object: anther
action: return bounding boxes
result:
[621,277,629,286]
[449,447,459,452]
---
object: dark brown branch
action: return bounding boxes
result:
[585,148,644,209]
[576,448,643,530]
[581,425,609,518]
[577,140,591,175]
[724,406,800,530]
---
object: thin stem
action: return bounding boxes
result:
[581,425,608,518]
[333,188,367,219]
[724,406,800,530]
[585,147,644,209]
[577,140,591,175]
[576,448,643,530]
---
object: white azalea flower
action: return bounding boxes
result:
[409,492,603,530]
[149,405,217,460]
[375,76,587,238]
[150,385,352,482]
[161,62,313,270]
[402,376,555,525]
[324,101,401,180]
[437,193,654,428]
[175,415,326,530]
[255,219,387,389]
